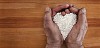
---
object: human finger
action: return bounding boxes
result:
[52,4,69,16]
[44,7,53,24]
[69,7,79,14]
[76,8,87,27]
[65,9,70,14]
[61,11,66,16]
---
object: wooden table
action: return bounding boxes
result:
[0,0,100,48]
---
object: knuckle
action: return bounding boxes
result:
[45,11,49,14]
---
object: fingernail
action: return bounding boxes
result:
[65,4,69,7]
[82,8,86,14]
[69,4,74,7]
[46,7,50,11]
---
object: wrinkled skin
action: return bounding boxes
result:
[44,4,88,48]
[44,7,63,48]
[65,8,88,48]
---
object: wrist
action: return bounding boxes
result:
[46,38,63,46]
[46,43,62,48]
[46,41,62,48]
[67,42,84,48]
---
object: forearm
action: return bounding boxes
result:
[45,32,63,48]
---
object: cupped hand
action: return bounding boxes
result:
[44,4,88,48]
[44,4,70,48]
[65,6,88,48]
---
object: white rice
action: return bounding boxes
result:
[53,13,77,40]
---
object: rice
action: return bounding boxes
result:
[53,13,77,40]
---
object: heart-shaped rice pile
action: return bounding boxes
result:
[53,13,77,40]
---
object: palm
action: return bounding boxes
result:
[65,8,88,48]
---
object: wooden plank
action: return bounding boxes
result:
[84,27,100,47]
[85,27,100,38]
[0,3,40,9]
[0,0,99,4]
[0,27,99,40]
[0,27,100,48]
[84,37,100,48]
[0,17,43,28]
[0,17,99,28]
[0,3,99,18]
[0,9,44,17]
[0,0,99,48]
[88,18,100,27]
[0,28,46,48]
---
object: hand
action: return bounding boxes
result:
[44,4,70,48]
[44,7,63,48]
[65,6,88,48]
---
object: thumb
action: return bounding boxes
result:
[76,8,87,26]
[44,7,53,23]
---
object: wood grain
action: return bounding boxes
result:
[0,0,100,48]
